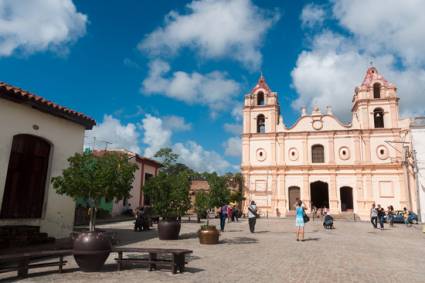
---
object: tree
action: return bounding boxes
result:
[154,148,178,171]
[207,173,230,208]
[143,171,191,219]
[51,150,138,231]
[194,191,209,222]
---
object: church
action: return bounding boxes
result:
[241,67,417,219]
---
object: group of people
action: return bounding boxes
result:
[218,204,242,232]
[133,206,152,232]
[370,203,413,229]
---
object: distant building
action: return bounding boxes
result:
[241,67,417,219]
[410,117,425,221]
[91,149,161,217]
[0,82,95,239]
[189,179,210,214]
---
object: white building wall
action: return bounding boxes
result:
[0,99,85,238]
[411,127,425,221]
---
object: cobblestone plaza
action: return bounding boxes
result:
[6,218,425,283]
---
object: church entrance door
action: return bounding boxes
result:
[288,186,300,211]
[310,181,329,209]
[340,186,354,211]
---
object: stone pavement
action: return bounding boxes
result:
[3,217,425,283]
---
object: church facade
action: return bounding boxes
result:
[241,67,417,219]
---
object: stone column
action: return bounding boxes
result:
[329,134,335,164]
[365,173,374,207]
[278,174,287,215]
[354,136,361,164]
[242,138,250,166]
[329,172,338,213]
[278,135,285,165]
[355,172,364,213]
[303,173,310,209]
[399,173,409,209]
[271,173,278,216]
[364,135,371,163]
[303,136,308,163]
[271,140,276,165]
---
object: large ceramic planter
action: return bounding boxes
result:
[72,231,112,272]
[158,219,181,240]
[198,226,219,244]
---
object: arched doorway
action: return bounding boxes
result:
[340,186,353,211]
[288,186,300,211]
[310,181,329,209]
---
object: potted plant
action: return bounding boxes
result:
[143,171,191,240]
[195,190,219,244]
[195,173,231,244]
[51,150,137,271]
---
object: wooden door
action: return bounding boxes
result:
[1,134,51,218]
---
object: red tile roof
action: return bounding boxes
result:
[0,81,96,129]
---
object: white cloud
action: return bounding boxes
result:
[292,2,425,120]
[223,136,241,157]
[139,0,279,69]
[140,114,172,157]
[140,114,231,172]
[85,115,141,153]
[300,3,325,28]
[224,123,242,135]
[142,59,241,115]
[0,0,87,57]
[333,0,425,67]
[163,115,192,132]
[173,141,231,173]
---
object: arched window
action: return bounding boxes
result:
[374,108,384,128]
[1,134,51,218]
[373,83,381,99]
[257,114,265,133]
[312,144,324,163]
[257,92,265,106]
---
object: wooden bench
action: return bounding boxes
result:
[112,247,193,274]
[0,249,73,278]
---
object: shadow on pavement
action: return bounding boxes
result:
[303,237,320,241]
[179,232,198,240]
[103,228,158,246]
[221,237,258,245]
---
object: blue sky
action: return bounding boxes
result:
[1,0,424,173]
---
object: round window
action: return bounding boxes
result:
[339,146,350,160]
[256,148,266,161]
[376,145,389,160]
[288,148,299,161]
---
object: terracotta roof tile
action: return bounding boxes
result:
[0,81,96,129]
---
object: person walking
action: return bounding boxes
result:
[387,205,394,227]
[232,205,239,222]
[403,207,411,227]
[227,205,233,223]
[295,200,305,241]
[370,203,378,228]
[220,204,228,232]
[377,204,385,230]
[247,201,258,233]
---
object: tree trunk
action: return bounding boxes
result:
[89,205,97,232]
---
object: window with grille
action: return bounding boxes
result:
[312,145,324,163]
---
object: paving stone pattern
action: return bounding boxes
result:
[5,218,425,283]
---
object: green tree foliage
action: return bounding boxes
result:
[143,171,191,219]
[207,173,230,208]
[51,150,138,231]
[154,147,194,175]
[194,191,209,220]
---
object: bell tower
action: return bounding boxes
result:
[352,67,399,129]
[241,74,280,167]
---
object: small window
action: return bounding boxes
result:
[374,108,384,128]
[257,92,265,106]
[257,114,265,133]
[312,145,324,163]
[373,83,381,99]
